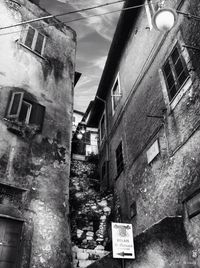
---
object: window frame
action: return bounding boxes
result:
[6,91,45,134]
[7,92,24,119]
[115,140,124,178]
[21,25,46,56]
[162,42,190,102]
[20,100,32,124]
[111,73,122,115]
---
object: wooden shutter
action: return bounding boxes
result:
[24,26,35,49]
[29,102,45,132]
[7,92,24,119]
[0,218,23,268]
[34,32,45,55]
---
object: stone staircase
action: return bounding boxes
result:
[69,158,113,268]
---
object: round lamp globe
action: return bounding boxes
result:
[76,133,83,140]
[153,8,177,32]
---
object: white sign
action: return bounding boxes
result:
[111,222,135,259]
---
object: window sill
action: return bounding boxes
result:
[4,118,40,139]
[19,43,47,61]
[169,77,192,111]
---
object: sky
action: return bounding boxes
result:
[39,0,123,112]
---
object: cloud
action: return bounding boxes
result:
[92,56,107,69]
[40,0,121,112]
[57,0,123,41]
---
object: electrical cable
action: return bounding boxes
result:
[0,0,127,31]
[0,2,157,37]
[63,3,147,24]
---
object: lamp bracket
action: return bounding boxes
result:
[182,45,200,52]
[176,11,200,21]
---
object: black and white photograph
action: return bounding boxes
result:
[0,0,200,267]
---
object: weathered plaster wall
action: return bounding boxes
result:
[99,0,200,266]
[0,1,76,267]
[87,217,197,268]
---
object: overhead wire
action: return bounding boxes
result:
[0,1,158,37]
[0,0,127,31]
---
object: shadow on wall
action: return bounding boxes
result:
[88,217,197,268]
[128,216,195,268]
[29,0,40,5]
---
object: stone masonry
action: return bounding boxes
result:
[69,158,113,268]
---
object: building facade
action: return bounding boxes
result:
[72,110,85,134]
[0,0,76,267]
[72,103,98,160]
[88,0,200,266]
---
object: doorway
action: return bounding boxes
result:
[0,217,23,268]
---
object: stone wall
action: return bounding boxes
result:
[70,159,113,268]
[87,217,198,268]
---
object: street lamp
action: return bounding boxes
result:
[153,8,177,32]
[76,133,83,140]
[153,7,200,32]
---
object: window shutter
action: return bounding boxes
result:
[34,33,45,55]
[29,102,45,132]
[7,92,24,119]
[24,27,35,49]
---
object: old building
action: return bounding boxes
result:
[0,0,76,267]
[72,102,98,161]
[72,110,85,134]
[88,0,200,267]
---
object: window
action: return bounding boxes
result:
[115,141,124,177]
[111,74,121,114]
[99,113,106,141]
[183,188,200,219]
[22,25,46,56]
[6,91,45,133]
[162,43,189,101]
